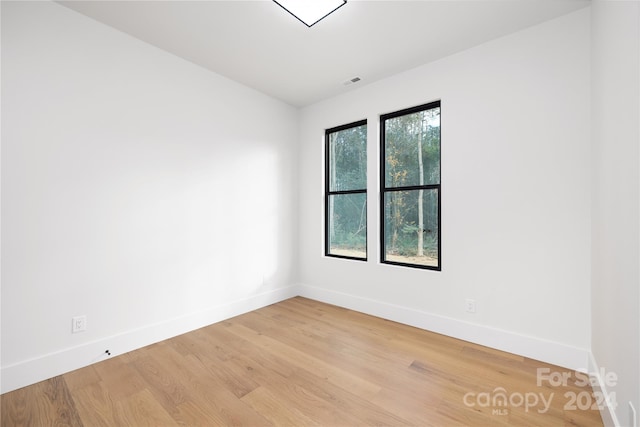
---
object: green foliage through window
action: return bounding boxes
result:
[381,102,441,270]
[325,120,367,260]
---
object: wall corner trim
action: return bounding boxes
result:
[588,352,622,427]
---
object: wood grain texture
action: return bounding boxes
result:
[1,297,603,426]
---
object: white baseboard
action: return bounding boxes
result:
[1,286,298,394]
[588,352,621,427]
[1,284,594,396]
[297,283,590,372]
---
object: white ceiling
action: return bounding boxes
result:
[58,0,590,107]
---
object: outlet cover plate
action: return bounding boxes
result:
[72,315,86,333]
[465,299,476,313]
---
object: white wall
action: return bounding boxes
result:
[1,1,298,393]
[298,8,592,369]
[591,1,640,426]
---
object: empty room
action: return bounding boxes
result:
[1,0,638,425]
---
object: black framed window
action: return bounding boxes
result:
[325,120,367,260]
[381,101,441,270]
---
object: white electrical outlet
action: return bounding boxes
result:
[72,315,87,333]
[465,298,476,313]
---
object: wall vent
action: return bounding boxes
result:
[343,76,361,86]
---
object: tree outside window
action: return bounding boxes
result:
[381,102,441,270]
[325,120,367,260]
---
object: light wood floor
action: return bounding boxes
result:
[2,297,603,426]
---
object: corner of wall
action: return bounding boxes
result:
[589,352,622,427]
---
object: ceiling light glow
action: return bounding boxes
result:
[273,0,347,27]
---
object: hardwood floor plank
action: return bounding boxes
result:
[171,326,241,362]
[68,382,122,427]
[223,320,382,398]
[131,353,191,411]
[242,370,364,427]
[241,386,319,426]
[113,389,178,426]
[287,366,413,426]
[92,355,147,401]
[1,376,83,427]
[63,366,101,392]
[248,309,417,374]
[146,344,273,426]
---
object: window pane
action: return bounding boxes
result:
[328,124,367,192]
[328,193,367,258]
[385,107,440,188]
[383,189,438,267]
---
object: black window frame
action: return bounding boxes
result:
[325,119,368,261]
[380,101,441,271]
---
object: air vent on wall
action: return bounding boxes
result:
[343,76,361,86]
